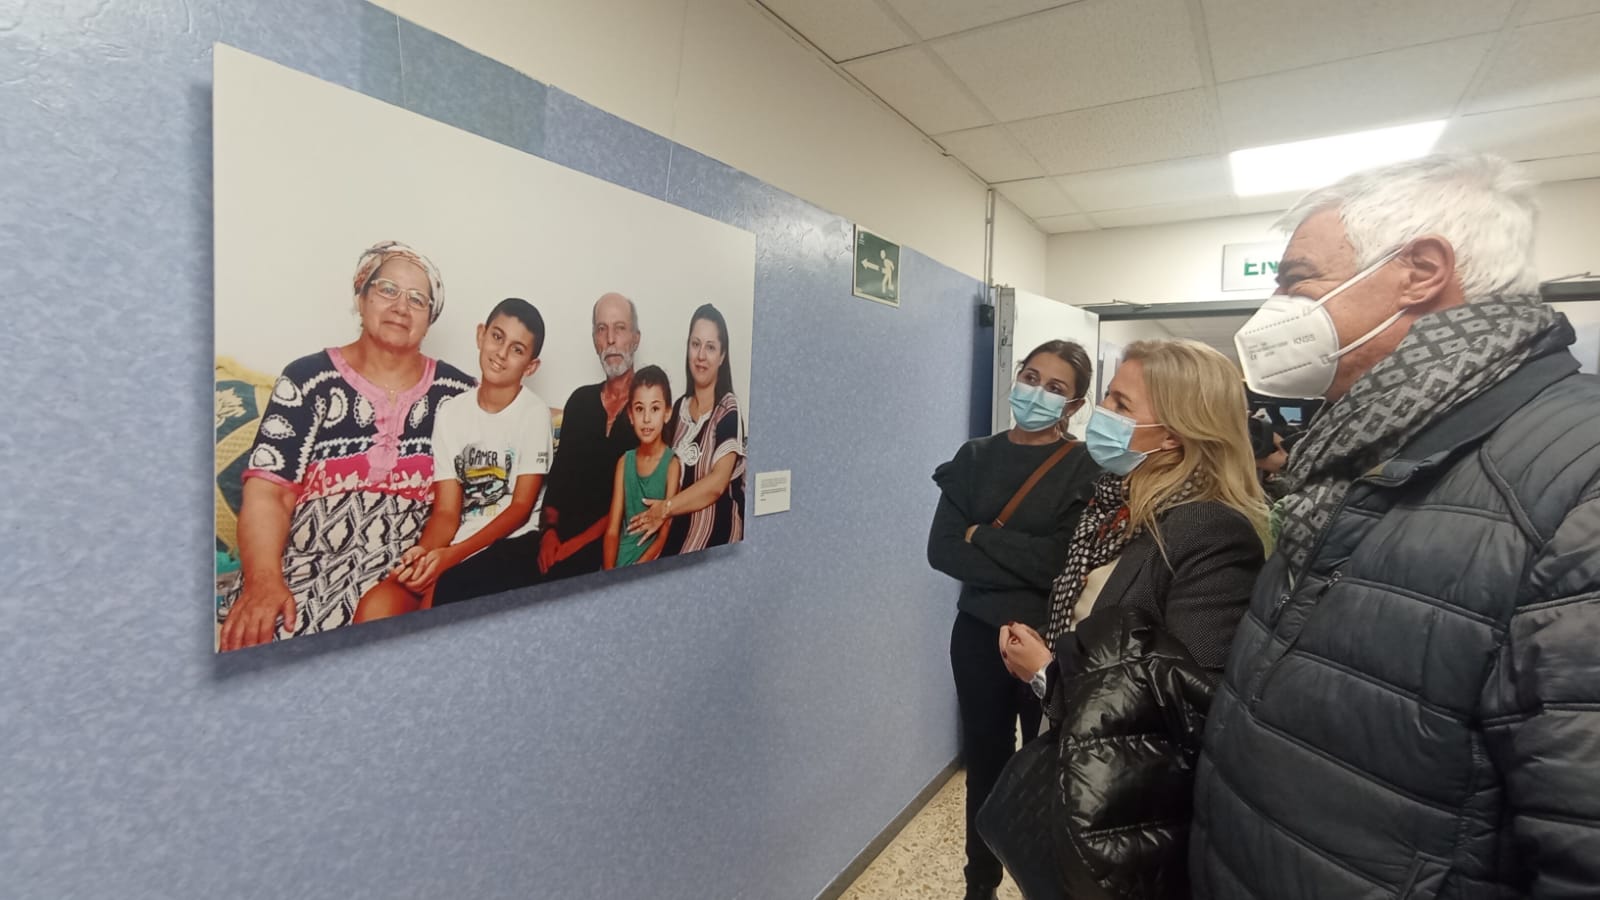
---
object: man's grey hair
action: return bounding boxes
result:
[1276,153,1540,299]
[592,292,639,330]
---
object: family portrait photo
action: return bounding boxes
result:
[212,47,756,652]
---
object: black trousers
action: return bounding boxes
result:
[951,610,1044,889]
[432,531,543,606]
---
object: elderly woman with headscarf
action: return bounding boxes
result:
[219,241,473,651]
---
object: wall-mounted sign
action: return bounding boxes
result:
[853,226,900,307]
[1222,240,1288,292]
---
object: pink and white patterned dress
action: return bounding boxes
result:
[241,347,473,638]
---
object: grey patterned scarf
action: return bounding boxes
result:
[1276,293,1562,572]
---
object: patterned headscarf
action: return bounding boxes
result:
[1275,293,1562,572]
[352,240,445,324]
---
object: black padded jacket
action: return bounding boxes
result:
[1191,329,1600,900]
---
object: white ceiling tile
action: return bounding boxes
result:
[1465,14,1600,113]
[996,177,1080,218]
[1034,213,1099,233]
[933,125,1046,181]
[1517,152,1600,182]
[1218,35,1492,149]
[1441,97,1600,161]
[1202,0,1516,82]
[884,0,1068,39]
[1056,156,1232,211]
[931,0,1204,121]
[1007,90,1219,174]
[1089,196,1241,228]
[757,0,914,61]
[844,47,993,134]
[1519,0,1600,24]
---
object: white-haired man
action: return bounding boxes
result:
[1192,154,1600,899]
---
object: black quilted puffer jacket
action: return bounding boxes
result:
[1192,330,1600,900]
[1045,607,1218,900]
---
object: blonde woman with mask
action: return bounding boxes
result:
[987,340,1267,900]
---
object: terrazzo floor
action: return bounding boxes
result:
[837,770,1023,900]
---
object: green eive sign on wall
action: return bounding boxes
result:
[1221,240,1288,292]
[853,226,901,308]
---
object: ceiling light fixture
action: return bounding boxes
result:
[1228,121,1448,197]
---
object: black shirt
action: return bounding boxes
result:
[927,433,1099,630]
[543,382,639,540]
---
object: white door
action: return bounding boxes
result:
[992,286,1101,437]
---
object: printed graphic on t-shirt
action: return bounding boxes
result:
[457,445,515,515]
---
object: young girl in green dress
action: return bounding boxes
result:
[604,366,681,569]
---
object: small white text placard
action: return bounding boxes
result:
[753,470,792,516]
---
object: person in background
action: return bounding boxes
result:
[353,298,553,619]
[538,293,641,579]
[1192,153,1600,899]
[997,339,1268,900]
[604,366,680,569]
[626,303,746,555]
[1247,415,1290,500]
[927,340,1101,900]
[219,241,472,651]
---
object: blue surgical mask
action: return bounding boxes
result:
[1010,382,1069,432]
[1085,407,1166,475]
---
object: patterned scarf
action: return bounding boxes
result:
[1276,293,1562,572]
[1045,472,1200,643]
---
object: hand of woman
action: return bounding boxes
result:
[398,548,449,591]
[220,577,298,651]
[626,498,670,539]
[999,623,1052,682]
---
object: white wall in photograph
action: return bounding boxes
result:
[215,44,755,416]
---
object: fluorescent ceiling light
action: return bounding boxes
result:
[1229,121,1447,197]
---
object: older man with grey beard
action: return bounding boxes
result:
[537,292,641,580]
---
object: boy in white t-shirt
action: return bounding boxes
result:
[354,298,553,620]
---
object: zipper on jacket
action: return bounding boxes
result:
[1269,590,1292,626]
[1249,462,1439,712]
[1251,570,1344,708]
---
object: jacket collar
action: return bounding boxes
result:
[1368,321,1580,486]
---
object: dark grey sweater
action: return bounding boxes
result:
[928,433,1099,630]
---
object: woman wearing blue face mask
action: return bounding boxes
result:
[927,340,1100,900]
[987,340,1267,900]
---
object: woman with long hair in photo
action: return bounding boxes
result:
[218,241,473,650]
[928,340,1102,900]
[988,340,1267,900]
[626,303,746,554]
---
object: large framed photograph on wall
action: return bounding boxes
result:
[213,46,756,652]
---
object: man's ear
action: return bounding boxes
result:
[1398,235,1456,310]
[522,358,541,379]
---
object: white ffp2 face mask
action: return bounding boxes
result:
[1234,247,1406,399]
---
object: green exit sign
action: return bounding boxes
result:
[1222,240,1288,291]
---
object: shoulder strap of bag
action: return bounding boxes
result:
[992,440,1077,528]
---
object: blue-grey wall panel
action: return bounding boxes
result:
[542,87,674,200]
[2,6,979,899]
[396,19,544,157]
[219,0,403,106]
